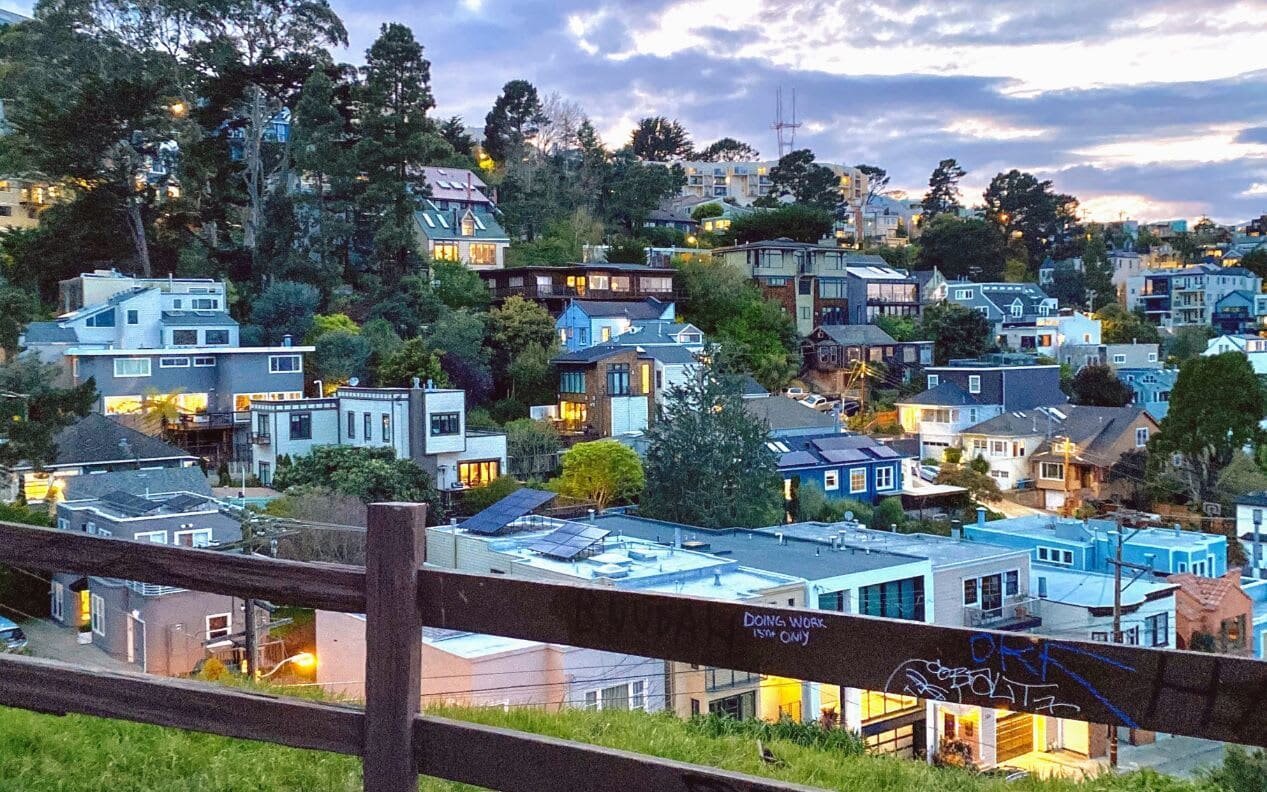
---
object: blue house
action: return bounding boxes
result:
[1118,367,1177,420]
[964,512,1228,578]
[1212,290,1258,336]
[772,432,908,505]
[556,298,675,352]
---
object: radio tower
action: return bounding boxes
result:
[772,87,801,158]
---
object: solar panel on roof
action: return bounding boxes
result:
[164,494,207,512]
[529,523,610,559]
[778,451,818,467]
[821,449,868,464]
[869,446,900,459]
[459,488,557,535]
[100,490,161,517]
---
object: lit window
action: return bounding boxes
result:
[433,241,460,261]
[459,460,500,487]
[824,470,840,491]
[849,468,866,493]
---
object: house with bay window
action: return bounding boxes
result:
[249,383,506,492]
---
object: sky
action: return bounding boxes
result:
[6,0,1267,224]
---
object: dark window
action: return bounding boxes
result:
[859,576,925,622]
[289,412,311,440]
[205,329,229,345]
[430,412,461,436]
[346,412,356,439]
[708,691,756,720]
[363,412,371,441]
[126,309,139,325]
[172,329,197,345]
[0,206,11,217]
[560,371,585,393]
[798,279,813,295]
[962,578,978,606]
[255,413,269,437]
[86,310,116,328]
[817,591,846,611]
[606,363,630,395]
[1005,570,1019,597]
[1145,612,1168,647]
[381,413,391,442]
[690,698,701,717]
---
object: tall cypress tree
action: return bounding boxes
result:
[290,68,356,289]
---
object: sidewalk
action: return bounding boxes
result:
[19,617,135,673]
[1118,734,1226,779]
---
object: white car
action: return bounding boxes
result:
[799,394,836,412]
[783,387,807,400]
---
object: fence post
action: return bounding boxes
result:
[363,502,427,792]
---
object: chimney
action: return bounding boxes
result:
[713,571,721,587]
[777,532,785,545]
[281,334,292,347]
[411,377,422,390]
[976,506,987,528]
[951,519,962,540]
[466,171,472,203]
[890,523,897,533]
[674,524,682,549]
[588,508,596,522]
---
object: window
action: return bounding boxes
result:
[1113,354,1126,364]
[206,613,231,641]
[560,371,585,394]
[954,289,972,299]
[255,412,270,438]
[382,413,391,442]
[126,309,139,325]
[1009,300,1023,317]
[926,374,939,388]
[470,243,497,265]
[1147,352,1158,362]
[819,280,846,299]
[90,593,105,636]
[875,466,894,490]
[86,309,116,328]
[191,298,217,310]
[134,530,167,544]
[963,578,978,606]
[849,468,867,494]
[1135,427,1149,447]
[159,357,189,368]
[460,214,475,236]
[630,680,646,710]
[1145,613,1168,647]
[585,683,634,711]
[1037,546,1073,566]
[114,358,151,378]
[459,460,500,487]
[289,412,312,440]
[1222,615,1246,648]
[601,327,611,342]
[430,412,460,436]
[1005,569,1019,596]
[269,355,302,373]
[174,529,213,548]
[205,329,229,345]
[859,576,925,621]
[818,590,847,611]
[824,470,839,491]
[1040,462,1064,480]
[363,413,371,441]
[967,375,981,394]
[347,412,356,439]
[610,276,631,293]
[433,241,460,261]
[799,307,811,320]
[193,356,216,367]
[640,276,672,292]
[607,363,630,395]
[172,329,197,345]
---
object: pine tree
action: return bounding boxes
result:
[291,68,356,289]
[922,158,967,219]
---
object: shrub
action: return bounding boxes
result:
[873,497,906,531]
[463,476,522,514]
[943,447,962,464]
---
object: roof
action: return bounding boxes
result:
[645,208,696,225]
[638,345,699,365]
[30,414,197,469]
[769,522,1029,568]
[812,324,898,347]
[615,320,703,346]
[551,342,639,365]
[1167,573,1247,612]
[1030,405,1156,461]
[569,298,670,320]
[772,432,908,471]
[1214,290,1256,308]
[895,381,981,407]
[161,311,238,326]
[741,395,838,432]
[1037,566,1176,609]
[739,376,769,397]
[60,466,212,501]
[419,167,492,204]
[22,321,78,344]
[414,205,508,241]
[962,408,1053,437]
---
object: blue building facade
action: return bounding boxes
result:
[1118,367,1177,421]
[556,298,675,352]
[773,432,908,506]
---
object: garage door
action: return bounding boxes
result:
[995,713,1034,763]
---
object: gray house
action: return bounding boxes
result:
[943,282,1058,336]
[50,488,249,676]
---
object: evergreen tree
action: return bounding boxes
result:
[628,116,693,161]
[482,79,546,164]
[290,67,356,290]
[439,115,475,155]
[1069,364,1133,407]
[696,137,758,162]
[922,158,966,219]
[983,169,1080,268]
[755,149,839,211]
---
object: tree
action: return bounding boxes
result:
[0,287,39,357]
[605,237,647,264]
[915,215,1005,280]
[717,299,799,390]
[438,115,474,156]
[1202,745,1267,792]
[312,330,371,389]
[272,445,437,504]
[1048,263,1086,308]
[1069,364,1133,407]
[1096,303,1161,345]
[426,310,492,403]
[1152,352,1265,503]
[1215,453,1267,512]
[551,440,644,511]
[628,116,692,161]
[431,261,490,311]
[598,150,684,233]
[919,302,993,365]
[251,281,320,344]
[1241,248,1267,280]
[1168,326,1214,364]
[935,462,1002,503]
[875,315,918,342]
[640,357,784,527]
[506,418,561,478]
[728,205,832,245]
[483,79,547,164]
[921,158,966,219]
[489,295,557,377]
[696,137,758,162]
[290,67,356,290]
[982,169,1080,268]
[377,337,447,387]
[0,355,97,470]
[755,149,838,211]
[1082,232,1115,310]
[534,91,584,155]
[856,164,890,206]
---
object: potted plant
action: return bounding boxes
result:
[77,623,92,645]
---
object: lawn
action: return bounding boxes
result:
[0,704,1215,792]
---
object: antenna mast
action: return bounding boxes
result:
[772,87,801,158]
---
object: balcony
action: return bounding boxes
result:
[250,433,271,446]
[126,580,184,597]
[964,596,1043,631]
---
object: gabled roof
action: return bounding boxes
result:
[23,414,198,470]
[569,298,671,320]
[1214,290,1256,309]
[741,396,837,432]
[637,345,699,365]
[895,381,981,407]
[812,324,897,347]
[962,409,1050,437]
[419,167,491,204]
[614,320,703,346]
[1031,405,1157,462]
[773,432,908,471]
[414,204,508,241]
[551,343,639,365]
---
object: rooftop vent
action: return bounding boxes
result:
[681,540,711,553]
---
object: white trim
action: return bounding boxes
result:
[90,593,105,636]
[875,465,895,491]
[173,528,213,548]
[159,356,190,368]
[133,530,168,544]
[848,467,866,494]
[967,375,981,394]
[113,358,151,378]
[824,469,839,491]
[66,346,315,356]
[268,354,302,374]
[193,356,216,367]
[206,612,231,641]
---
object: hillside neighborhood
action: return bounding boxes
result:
[1,1,1267,791]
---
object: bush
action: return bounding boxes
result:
[685,713,865,755]
[1202,745,1267,792]
[198,657,230,682]
[490,397,529,424]
[462,476,522,514]
[943,447,962,464]
[873,497,906,531]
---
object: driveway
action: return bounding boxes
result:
[19,617,136,673]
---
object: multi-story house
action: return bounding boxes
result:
[414,201,508,270]
[551,345,655,438]
[1117,368,1177,421]
[479,263,676,315]
[1126,264,1260,328]
[249,384,506,492]
[3,413,201,503]
[1056,342,1160,371]
[998,312,1100,358]
[1027,405,1159,513]
[958,408,1057,491]
[895,355,1064,459]
[669,160,866,207]
[800,325,932,399]
[712,240,920,334]
[23,270,312,464]
[49,487,250,676]
[1212,290,1260,336]
[0,178,58,229]
[555,298,676,352]
[419,166,496,212]
[941,281,1059,341]
[773,432,908,506]
[1204,333,1267,375]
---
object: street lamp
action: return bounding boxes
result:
[260,651,317,678]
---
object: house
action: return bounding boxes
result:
[4,414,201,503]
[642,206,697,234]
[249,384,506,492]
[418,166,496,212]
[1056,343,1160,371]
[740,395,841,438]
[1212,290,1259,336]
[23,270,313,465]
[999,312,1100,358]
[610,325,703,399]
[912,267,948,305]
[712,239,920,334]
[941,282,1058,338]
[1167,571,1254,655]
[958,408,1060,491]
[552,344,655,438]
[1203,333,1267,375]
[694,201,756,235]
[1232,492,1267,578]
[1126,264,1260,328]
[772,432,908,506]
[479,263,676,315]
[1037,257,1083,287]
[414,201,508,270]
[860,195,920,247]
[1117,367,1177,421]
[556,298,676,352]
[965,512,1228,578]
[895,355,1064,459]
[801,324,932,399]
[1027,405,1159,513]
[49,489,249,676]
[59,465,212,501]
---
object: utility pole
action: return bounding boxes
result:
[1104,508,1154,768]
[242,517,259,679]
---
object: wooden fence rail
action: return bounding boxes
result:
[3,507,1267,790]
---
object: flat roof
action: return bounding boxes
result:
[1035,566,1176,609]
[64,346,315,356]
[971,516,1225,550]
[422,628,541,659]
[764,521,1028,569]
[592,515,923,580]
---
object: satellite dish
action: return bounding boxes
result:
[844,511,854,521]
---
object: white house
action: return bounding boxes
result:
[958,409,1054,490]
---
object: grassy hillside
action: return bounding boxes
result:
[0,704,1212,792]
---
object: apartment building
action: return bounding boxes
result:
[669,160,866,207]
[1126,264,1260,328]
[479,263,676,315]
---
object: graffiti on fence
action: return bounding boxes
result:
[742,611,827,647]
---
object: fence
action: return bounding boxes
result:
[5,505,1267,791]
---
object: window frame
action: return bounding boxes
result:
[1135,427,1149,447]
[206,613,232,641]
[430,412,461,437]
[1039,462,1064,480]
[848,467,867,494]
[173,528,213,548]
[268,354,302,374]
[159,356,190,368]
[289,411,312,441]
[113,358,152,378]
[90,593,105,636]
[875,465,894,491]
[967,375,981,394]
[823,469,839,491]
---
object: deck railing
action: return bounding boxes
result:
[3,506,1267,791]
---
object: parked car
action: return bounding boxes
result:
[783,387,807,400]
[799,394,837,412]
[0,616,27,653]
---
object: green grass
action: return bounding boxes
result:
[0,705,1216,792]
